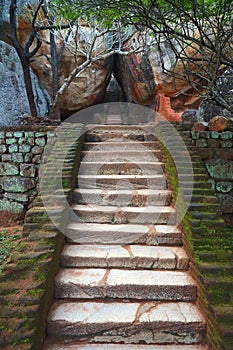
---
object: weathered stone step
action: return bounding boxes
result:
[47,301,206,343]
[73,188,172,206]
[44,343,208,350]
[66,223,183,246]
[83,141,161,151]
[61,244,189,270]
[78,161,164,175]
[85,125,155,134]
[85,132,157,142]
[72,204,176,224]
[81,150,163,162]
[77,174,166,190]
[55,268,196,301]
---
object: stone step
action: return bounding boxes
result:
[83,141,160,151]
[44,343,208,350]
[55,268,197,301]
[72,204,177,224]
[61,244,189,270]
[73,188,172,206]
[77,174,167,190]
[47,301,206,343]
[81,150,163,162]
[78,161,165,175]
[85,132,157,142]
[66,223,183,246]
[85,125,156,135]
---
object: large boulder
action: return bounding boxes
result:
[114,34,205,120]
[114,32,156,108]
[0,40,50,126]
[17,9,113,117]
[208,116,231,132]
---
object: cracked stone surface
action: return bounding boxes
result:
[72,204,176,224]
[81,150,163,163]
[83,141,161,151]
[61,244,189,269]
[66,223,183,245]
[74,188,171,206]
[79,161,165,175]
[44,345,208,350]
[55,268,196,300]
[55,268,196,301]
[47,301,206,342]
[45,125,208,348]
[77,174,167,190]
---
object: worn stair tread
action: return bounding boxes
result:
[77,174,165,180]
[83,141,160,151]
[72,204,175,213]
[77,174,166,190]
[55,268,196,301]
[61,244,189,270]
[66,222,183,245]
[47,301,206,339]
[81,150,162,160]
[85,124,155,131]
[78,161,165,175]
[77,174,167,190]
[44,343,208,349]
[72,204,176,224]
[73,188,172,206]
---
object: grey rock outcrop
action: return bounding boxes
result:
[0,40,50,126]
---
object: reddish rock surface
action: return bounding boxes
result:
[17,12,112,117]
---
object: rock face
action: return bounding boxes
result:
[17,10,113,117]
[181,110,198,130]
[114,33,156,107]
[114,35,207,120]
[0,40,50,126]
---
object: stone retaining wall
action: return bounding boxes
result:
[172,125,233,350]
[0,123,84,349]
[184,130,233,225]
[0,127,57,226]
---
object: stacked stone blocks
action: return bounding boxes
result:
[0,127,56,225]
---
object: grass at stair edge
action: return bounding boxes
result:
[162,124,233,350]
[158,123,233,350]
[0,124,85,350]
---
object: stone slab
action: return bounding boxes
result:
[78,161,164,175]
[72,204,177,224]
[44,344,208,350]
[47,301,206,343]
[83,141,160,151]
[61,244,189,270]
[74,188,171,206]
[77,174,166,190]
[66,223,183,246]
[81,150,163,162]
[55,268,196,301]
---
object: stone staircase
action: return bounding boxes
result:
[43,125,208,349]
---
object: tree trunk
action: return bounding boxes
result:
[50,29,61,120]
[20,56,38,117]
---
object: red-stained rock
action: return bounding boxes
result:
[156,93,182,122]
[114,33,156,108]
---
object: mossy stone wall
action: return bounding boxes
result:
[0,127,57,226]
